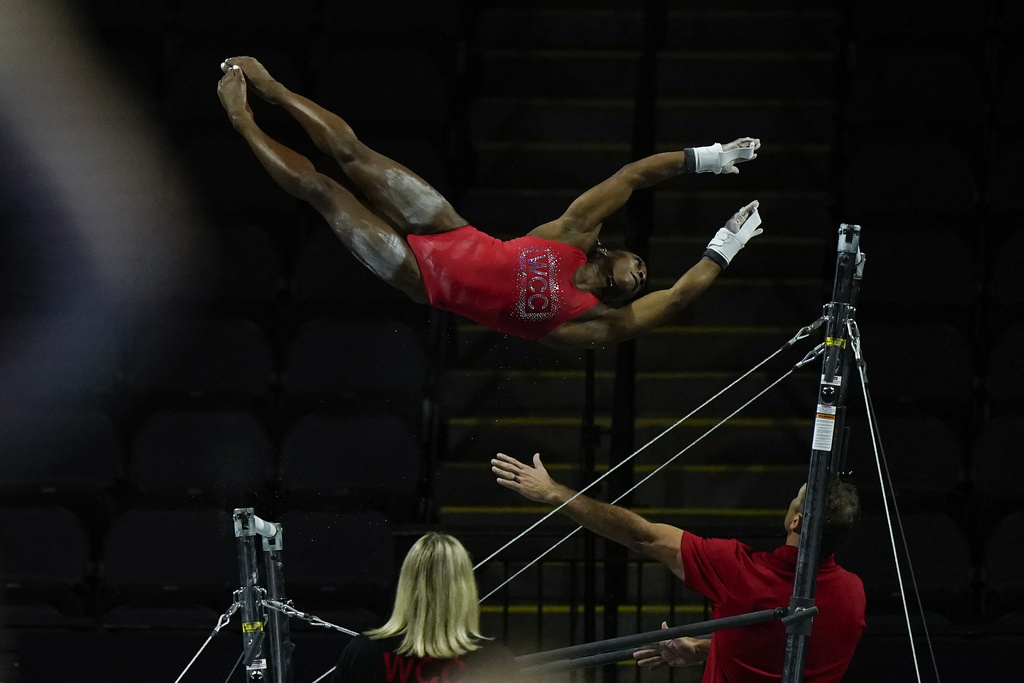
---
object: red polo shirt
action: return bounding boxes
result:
[680,533,865,682]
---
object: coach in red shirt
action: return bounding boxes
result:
[491,454,865,682]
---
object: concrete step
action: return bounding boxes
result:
[480,50,835,99]
[480,0,641,10]
[480,0,839,15]
[459,188,835,242]
[471,98,634,145]
[479,602,712,676]
[659,278,825,326]
[478,9,839,51]
[437,460,804,509]
[439,500,790,536]
[444,413,812,465]
[480,50,640,98]
[473,141,832,192]
[656,98,837,147]
[452,328,591,370]
[479,8,644,50]
[645,234,828,281]
[485,0,837,8]
[664,9,839,51]
[476,561,707,608]
[657,51,836,99]
[443,364,819,415]
[472,142,634,190]
[453,322,817,371]
[471,97,836,146]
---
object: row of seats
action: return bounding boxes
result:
[84,0,462,38]
[835,510,1024,624]
[81,0,1017,46]
[4,311,1014,408]
[3,410,1018,497]
[8,217,1020,345]
[88,13,1017,114]
[2,505,1023,626]
[0,315,433,413]
[172,135,1020,226]
[16,220,1020,317]
[0,410,426,520]
[0,506,396,626]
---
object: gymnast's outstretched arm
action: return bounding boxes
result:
[491,453,687,581]
[540,200,763,349]
[541,257,723,349]
[528,137,759,253]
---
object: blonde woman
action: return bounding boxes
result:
[331,532,517,683]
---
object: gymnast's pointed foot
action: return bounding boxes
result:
[217,64,254,129]
[222,56,284,104]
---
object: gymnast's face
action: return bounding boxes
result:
[603,250,647,304]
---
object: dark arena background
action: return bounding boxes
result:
[1,1,1021,681]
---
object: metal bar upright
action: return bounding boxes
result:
[781,224,863,682]
[263,525,293,683]
[234,508,268,681]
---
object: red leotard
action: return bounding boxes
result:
[407,226,600,341]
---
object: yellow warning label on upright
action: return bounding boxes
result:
[812,413,836,451]
[824,337,847,348]
[242,622,264,633]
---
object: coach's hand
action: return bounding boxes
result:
[492,453,562,505]
[633,623,710,668]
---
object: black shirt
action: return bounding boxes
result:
[331,634,518,683]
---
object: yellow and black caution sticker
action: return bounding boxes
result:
[812,405,837,451]
[242,622,264,633]
[825,337,847,349]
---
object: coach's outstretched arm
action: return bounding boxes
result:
[491,452,687,581]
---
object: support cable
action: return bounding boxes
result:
[263,599,360,636]
[849,320,938,683]
[310,667,337,683]
[174,600,240,683]
[473,317,825,574]
[222,653,244,683]
[479,348,821,603]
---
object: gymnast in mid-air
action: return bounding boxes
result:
[217,57,764,349]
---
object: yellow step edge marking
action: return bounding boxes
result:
[455,370,773,379]
[442,506,785,516]
[480,604,706,615]
[448,462,804,474]
[641,464,802,474]
[461,323,792,335]
[650,325,793,335]
[449,416,809,428]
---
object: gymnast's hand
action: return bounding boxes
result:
[720,137,760,174]
[632,623,710,668]
[492,453,560,505]
[690,137,760,174]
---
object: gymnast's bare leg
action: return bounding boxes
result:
[217,65,429,303]
[222,56,467,237]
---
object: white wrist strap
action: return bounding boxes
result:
[692,142,756,174]
[705,209,762,267]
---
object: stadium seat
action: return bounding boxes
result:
[278,413,422,518]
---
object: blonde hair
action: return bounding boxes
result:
[366,532,486,658]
